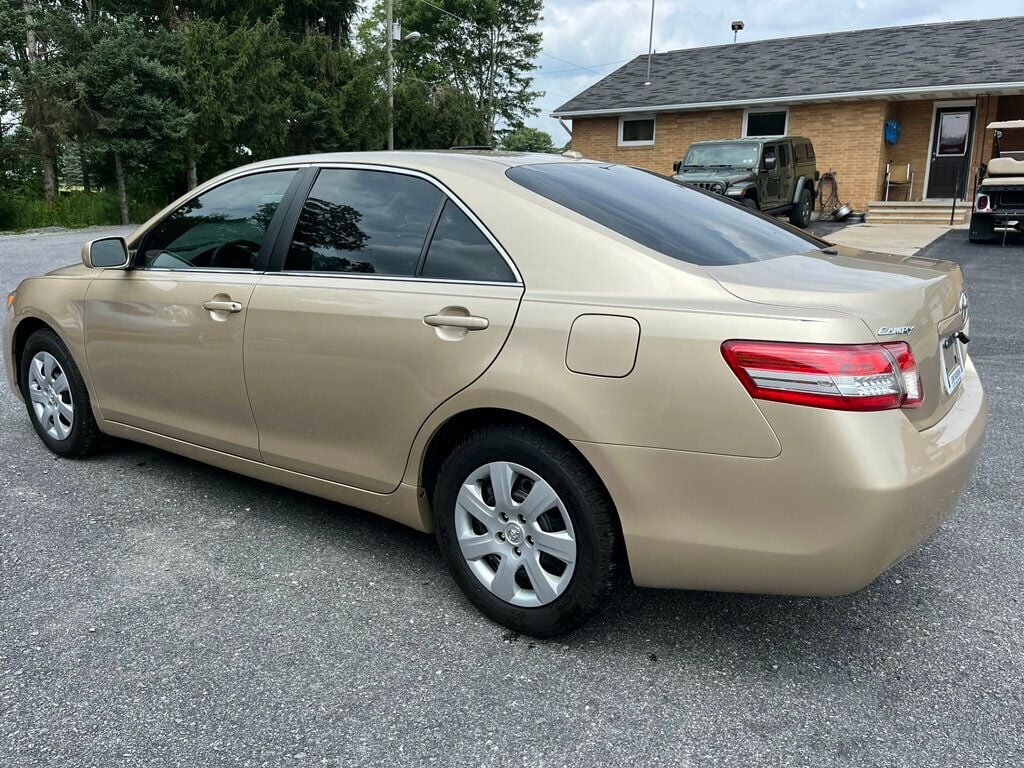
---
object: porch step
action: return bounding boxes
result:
[866,200,969,225]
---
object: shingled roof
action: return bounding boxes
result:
[552,17,1024,117]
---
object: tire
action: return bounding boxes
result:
[19,328,103,458]
[433,424,623,637]
[742,197,759,210]
[789,188,813,228]
[968,213,997,243]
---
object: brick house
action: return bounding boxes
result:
[553,18,1024,212]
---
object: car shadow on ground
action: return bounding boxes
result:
[94,433,945,662]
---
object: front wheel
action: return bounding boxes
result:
[433,425,623,637]
[789,188,813,228]
[19,328,103,458]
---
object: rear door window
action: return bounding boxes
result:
[506,163,822,267]
[285,169,443,276]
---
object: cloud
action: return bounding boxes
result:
[528,0,1024,141]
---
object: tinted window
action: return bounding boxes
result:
[778,144,790,167]
[420,201,514,282]
[746,111,787,137]
[285,169,442,275]
[506,163,823,267]
[141,170,296,269]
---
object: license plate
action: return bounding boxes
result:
[940,333,964,394]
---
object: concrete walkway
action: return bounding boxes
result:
[823,222,962,256]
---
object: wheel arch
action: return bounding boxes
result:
[417,407,627,559]
[421,408,580,497]
[10,316,57,397]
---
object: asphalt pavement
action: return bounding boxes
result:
[1,225,1022,767]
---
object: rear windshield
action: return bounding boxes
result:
[506,162,823,266]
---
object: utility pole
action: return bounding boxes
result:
[387,0,394,151]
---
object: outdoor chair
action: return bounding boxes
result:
[884,162,914,201]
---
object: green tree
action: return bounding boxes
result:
[1,1,82,201]
[78,15,189,222]
[500,125,554,153]
[367,0,543,143]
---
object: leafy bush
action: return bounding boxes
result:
[0,192,163,232]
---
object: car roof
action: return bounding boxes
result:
[233,150,590,179]
[688,136,811,145]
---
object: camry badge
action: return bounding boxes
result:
[878,325,915,336]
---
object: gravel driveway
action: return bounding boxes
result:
[2,226,1021,767]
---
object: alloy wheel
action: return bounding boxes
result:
[455,461,577,607]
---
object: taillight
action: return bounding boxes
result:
[976,194,991,211]
[721,340,923,411]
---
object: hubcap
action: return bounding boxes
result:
[455,462,577,608]
[27,351,74,441]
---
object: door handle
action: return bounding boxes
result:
[203,299,243,313]
[423,313,489,330]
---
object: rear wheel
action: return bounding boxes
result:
[968,213,997,243]
[19,329,103,458]
[789,188,813,228]
[433,424,622,637]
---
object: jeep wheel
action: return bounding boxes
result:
[789,188,812,228]
[741,197,758,211]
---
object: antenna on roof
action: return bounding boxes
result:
[644,0,655,86]
[731,20,745,43]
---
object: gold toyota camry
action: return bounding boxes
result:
[4,152,987,636]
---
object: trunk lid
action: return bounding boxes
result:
[706,246,967,429]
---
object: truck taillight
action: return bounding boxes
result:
[976,194,991,212]
[721,340,923,411]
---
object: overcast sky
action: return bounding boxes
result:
[528,0,1024,141]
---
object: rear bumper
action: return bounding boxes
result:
[574,359,987,595]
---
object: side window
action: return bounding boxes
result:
[141,170,295,270]
[778,144,790,167]
[763,145,777,168]
[285,169,442,276]
[420,200,515,282]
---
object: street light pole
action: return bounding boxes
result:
[387,0,394,151]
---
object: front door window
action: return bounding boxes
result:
[140,170,296,270]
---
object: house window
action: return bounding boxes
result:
[743,108,788,137]
[618,116,655,146]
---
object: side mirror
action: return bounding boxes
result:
[814,169,821,181]
[763,155,777,171]
[672,160,682,174]
[82,237,130,269]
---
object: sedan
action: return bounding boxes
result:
[4,151,987,636]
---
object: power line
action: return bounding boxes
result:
[538,58,631,75]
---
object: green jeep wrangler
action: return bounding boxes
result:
[672,136,818,228]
